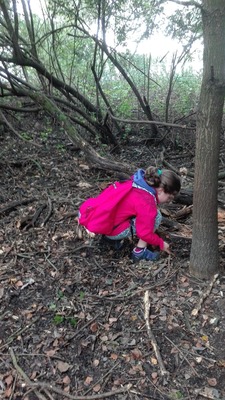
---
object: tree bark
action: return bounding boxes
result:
[190,0,225,279]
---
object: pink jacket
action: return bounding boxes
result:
[106,187,164,250]
[79,179,164,250]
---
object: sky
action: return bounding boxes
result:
[28,0,203,72]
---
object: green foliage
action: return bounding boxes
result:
[48,288,84,327]
[53,314,64,324]
[21,132,32,141]
[0,0,203,138]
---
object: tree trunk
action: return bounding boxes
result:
[190,0,225,279]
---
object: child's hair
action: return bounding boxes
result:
[145,166,181,195]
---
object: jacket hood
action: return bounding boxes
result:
[133,169,156,196]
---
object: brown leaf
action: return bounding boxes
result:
[15,280,23,288]
[207,378,217,386]
[130,348,142,360]
[110,353,118,360]
[84,376,93,385]
[93,384,101,392]
[109,317,118,324]
[30,371,37,380]
[45,349,56,357]
[57,361,71,373]
[4,374,13,386]
[63,376,71,384]
[5,386,12,397]
[90,322,98,333]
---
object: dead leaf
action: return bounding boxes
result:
[100,335,108,342]
[77,181,92,188]
[79,164,89,170]
[90,322,98,333]
[109,317,118,324]
[45,349,57,357]
[207,378,217,387]
[4,375,13,386]
[57,361,71,373]
[5,387,12,397]
[93,384,101,392]
[217,359,225,367]
[130,348,142,360]
[151,357,158,365]
[110,353,118,360]
[84,376,93,385]
[30,371,37,380]
[15,280,23,288]
[63,376,71,384]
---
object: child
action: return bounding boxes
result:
[78,166,181,262]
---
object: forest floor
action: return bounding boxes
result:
[1,120,225,400]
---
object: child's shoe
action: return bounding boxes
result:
[132,247,160,262]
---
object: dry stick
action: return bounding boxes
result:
[0,109,42,147]
[0,198,36,216]
[191,273,219,317]
[83,361,120,395]
[0,317,40,350]
[41,196,53,227]
[164,336,199,377]
[109,113,193,130]
[29,204,47,227]
[9,348,48,400]
[152,256,171,278]
[144,290,170,385]
[9,372,17,400]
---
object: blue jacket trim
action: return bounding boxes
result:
[132,169,156,196]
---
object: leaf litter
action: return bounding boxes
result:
[1,130,225,400]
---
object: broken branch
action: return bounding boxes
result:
[144,290,170,384]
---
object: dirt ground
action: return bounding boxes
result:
[1,121,225,400]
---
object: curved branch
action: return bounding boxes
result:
[168,0,203,10]
[109,113,194,130]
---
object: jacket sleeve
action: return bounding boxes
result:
[134,191,164,250]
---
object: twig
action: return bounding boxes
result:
[63,315,100,346]
[29,204,47,228]
[9,372,17,400]
[144,290,170,384]
[84,362,120,395]
[164,335,199,376]
[109,113,193,130]
[191,273,219,317]
[0,198,36,215]
[41,196,53,227]
[0,109,41,147]
[29,382,131,400]
[0,317,40,350]
[9,348,48,400]
[152,257,170,278]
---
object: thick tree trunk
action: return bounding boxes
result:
[190,0,225,279]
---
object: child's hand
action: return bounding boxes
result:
[163,241,171,254]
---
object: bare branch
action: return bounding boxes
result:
[109,113,194,130]
[168,0,203,10]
